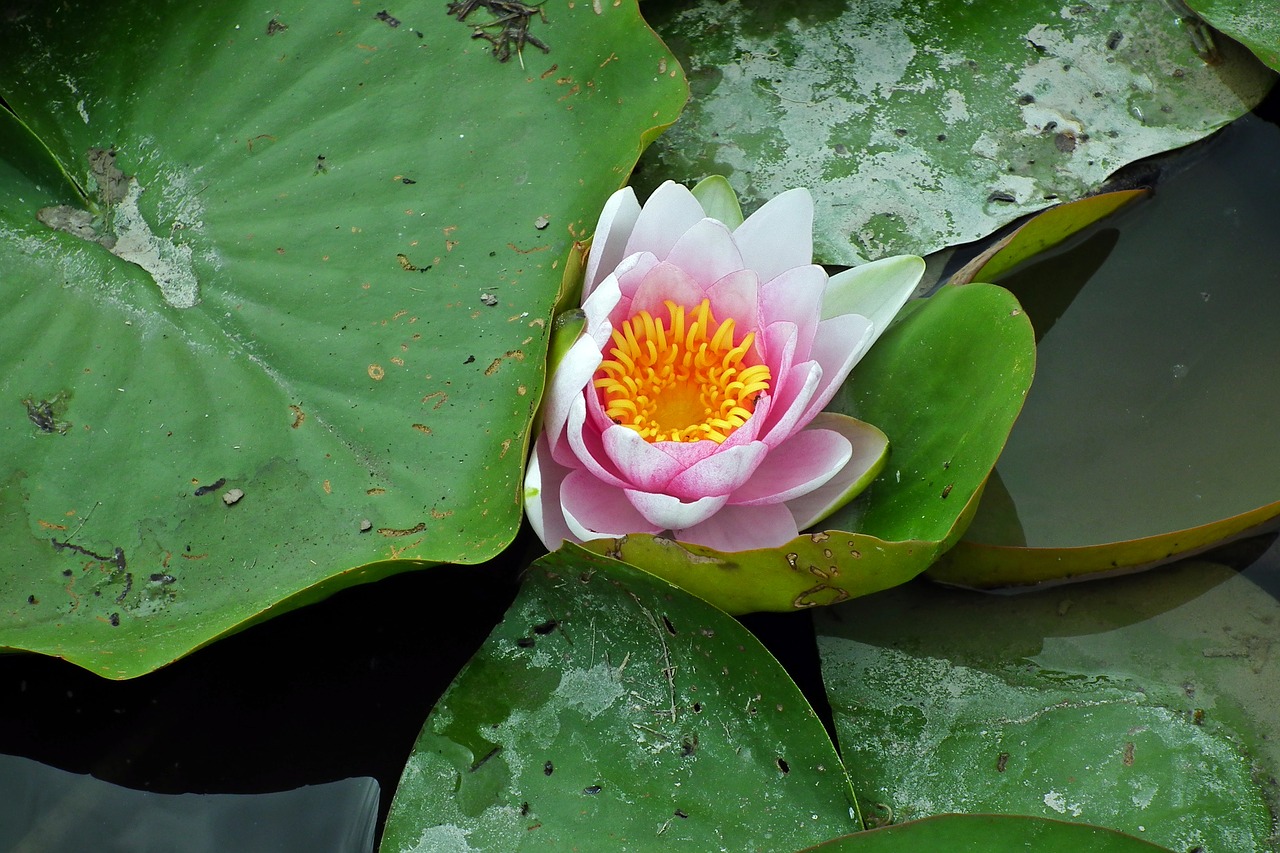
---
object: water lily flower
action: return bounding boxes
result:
[525,179,924,552]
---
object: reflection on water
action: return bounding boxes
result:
[967,106,1280,548]
[0,754,378,853]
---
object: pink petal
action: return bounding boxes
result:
[676,503,799,551]
[562,470,663,540]
[786,413,890,530]
[759,265,827,357]
[626,262,707,320]
[664,441,769,500]
[610,251,661,306]
[729,428,852,505]
[524,433,576,548]
[759,360,822,447]
[623,181,707,261]
[663,218,745,287]
[798,313,874,424]
[601,425,686,492]
[565,396,630,488]
[583,187,642,298]
[706,269,760,333]
[732,188,814,284]
[624,489,729,530]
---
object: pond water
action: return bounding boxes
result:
[0,79,1276,853]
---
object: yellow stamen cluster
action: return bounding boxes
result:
[594,298,771,444]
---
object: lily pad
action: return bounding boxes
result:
[0,0,686,677]
[799,815,1174,852]
[583,281,1035,614]
[1184,0,1280,72]
[815,549,1280,853]
[933,111,1280,588]
[380,545,859,852]
[634,0,1275,265]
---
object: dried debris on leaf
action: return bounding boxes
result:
[447,0,549,63]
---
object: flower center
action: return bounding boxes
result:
[593,298,771,444]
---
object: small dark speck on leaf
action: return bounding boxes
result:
[583,785,602,795]
[988,191,1017,204]
[776,757,790,774]
[1106,30,1123,49]
[516,636,535,648]
[534,215,550,230]
[27,595,37,605]
[996,751,1009,772]
[108,613,120,627]
[1017,94,1035,105]
[194,477,227,497]
[893,128,908,137]
[532,618,558,635]
[661,614,677,635]
[936,133,947,142]
[267,17,288,35]
[375,9,401,27]
[150,573,176,584]
[62,569,73,578]
[941,483,953,499]
[674,809,688,819]
[543,761,554,776]
[464,355,476,364]
[401,177,417,185]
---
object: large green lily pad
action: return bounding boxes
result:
[933,111,1280,587]
[583,281,1035,614]
[381,545,858,852]
[0,0,685,677]
[634,0,1275,265]
[815,552,1280,853]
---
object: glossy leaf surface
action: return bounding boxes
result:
[0,0,685,677]
[817,549,1280,853]
[583,282,1035,614]
[635,0,1275,264]
[381,545,858,852]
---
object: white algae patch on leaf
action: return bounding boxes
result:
[638,0,1276,264]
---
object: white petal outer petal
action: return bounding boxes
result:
[623,181,707,261]
[663,218,745,288]
[582,272,623,347]
[544,335,602,458]
[602,425,685,492]
[624,489,729,531]
[733,188,814,284]
[821,255,925,343]
[799,314,875,425]
[583,187,641,299]
[729,428,852,506]
[524,433,576,548]
[786,413,890,531]
[676,503,799,551]
[563,470,663,541]
[664,441,769,500]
